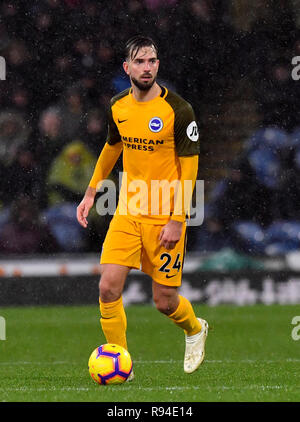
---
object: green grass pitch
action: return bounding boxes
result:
[0,303,299,402]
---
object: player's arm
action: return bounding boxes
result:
[159,101,199,249]
[89,142,123,190]
[159,155,198,249]
[77,142,123,228]
[77,106,122,228]
[171,154,198,223]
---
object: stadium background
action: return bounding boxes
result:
[1,0,300,305]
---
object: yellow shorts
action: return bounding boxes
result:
[100,214,187,287]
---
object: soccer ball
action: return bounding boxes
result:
[88,343,133,385]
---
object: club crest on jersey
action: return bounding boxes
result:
[187,121,199,142]
[149,117,163,133]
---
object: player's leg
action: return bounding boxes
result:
[142,222,208,373]
[99,263,135,382]
[143,222,201,334]
[98,214,142,352]
[152,280,208,373]
[99,263,130,350]
[152,281,201,335]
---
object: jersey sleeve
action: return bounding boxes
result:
[174,102,200,156]
[106,105,122,145]
[88,142,123,189]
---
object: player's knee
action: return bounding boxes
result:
[99,283,121,303]
[153,295,174,315]
[153,284,179,315]
[99,275,122,302]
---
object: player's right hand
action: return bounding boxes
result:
[77,196,94,228]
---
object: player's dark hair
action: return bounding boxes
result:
[125,36,158,61]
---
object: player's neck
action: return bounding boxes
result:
[131,83,161,102]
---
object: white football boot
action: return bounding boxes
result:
[126,370,135,382]
[184,318,208,373]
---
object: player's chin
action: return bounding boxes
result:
[139,79,154,89]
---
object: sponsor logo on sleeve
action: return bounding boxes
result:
[187,121,199,142]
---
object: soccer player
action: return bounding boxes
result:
[77,36,208,379]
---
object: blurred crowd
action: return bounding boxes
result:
[197,127,300,256]
[1,0,300,256]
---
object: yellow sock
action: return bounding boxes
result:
[168,295,201,336]
[99,296,128,350]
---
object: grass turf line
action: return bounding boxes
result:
[0,304,299,402]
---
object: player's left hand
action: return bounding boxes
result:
[159,220,183,250]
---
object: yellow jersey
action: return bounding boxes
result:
[97,85,199,224]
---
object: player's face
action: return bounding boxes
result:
[123,46,159,91]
